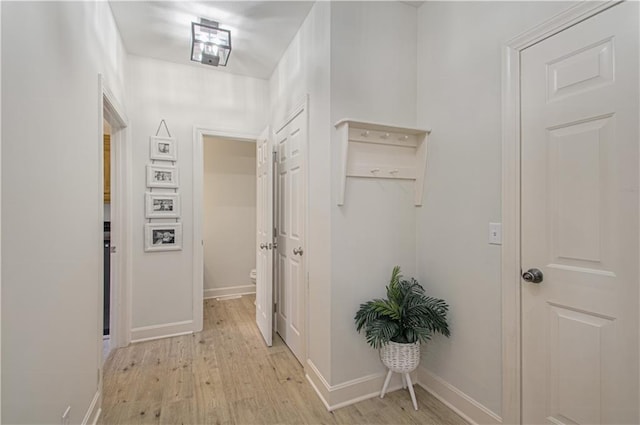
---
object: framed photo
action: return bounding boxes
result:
[144,223,182,252]
[146,164,179,188]
[145,192,180,218]
[150,136,177,161]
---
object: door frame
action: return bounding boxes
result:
[500,1,620,423]
[99,74,131,352]
[192,126,259,331]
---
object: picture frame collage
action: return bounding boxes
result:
[145,130,182,252]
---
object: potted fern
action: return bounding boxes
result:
[354,266,450,408]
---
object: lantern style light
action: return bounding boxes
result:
[191,18,231,67]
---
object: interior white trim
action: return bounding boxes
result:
[192,126,259,333]
[305,360,332,411]
[130,320,194,343]
[274,95,309,135]
[305,359,408,411]
[416,366,501,425]
[203,285,256,299]
[500,2,619,423]
[81,390,101,425]
[91,409,102,425]
[100,74,131,351]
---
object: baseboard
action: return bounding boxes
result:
[305,359,411,411]
[203,285,256,299]
[91,409,102,425]
[81,390,101,425]
[305,360,332,410]
[131,320,194,343]
[416,366,502,424]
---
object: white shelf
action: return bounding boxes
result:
[335,119,430,206]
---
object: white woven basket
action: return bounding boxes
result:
[379,341,421,373]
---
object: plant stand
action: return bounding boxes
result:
[379,341,420,410]
[380,369,418,410]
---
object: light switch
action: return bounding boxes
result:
[489,223,502,245]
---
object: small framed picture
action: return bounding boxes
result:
[146,164,179,188]
[150,136,177,161]
[145,192,180,218]
[144,223,182,252]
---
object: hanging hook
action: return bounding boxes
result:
[155,119,172,138]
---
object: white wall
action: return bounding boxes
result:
[415,1,575,417]
[203,137,256,294]
[127,56,268,335]
[1,2,127,423]
[329,1,417,385]
[270,1,333,380]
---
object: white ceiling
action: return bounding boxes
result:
[109,1,315,80]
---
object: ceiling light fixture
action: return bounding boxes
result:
[191,18,231,67]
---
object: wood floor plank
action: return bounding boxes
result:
[100,295,467,425]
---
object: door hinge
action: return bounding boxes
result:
[272,151,277,163]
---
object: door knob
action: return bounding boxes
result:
[293,247,304,256]
[522,268,543,284]
[260,243,267,250]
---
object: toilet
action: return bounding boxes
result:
[250,269,256,284]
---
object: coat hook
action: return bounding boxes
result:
[381,133,390,139]
[389,169,399,175]
[371,168,381,174]
[361,131,370,137]
[399,135,408,141]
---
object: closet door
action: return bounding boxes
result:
[275,105,307,364]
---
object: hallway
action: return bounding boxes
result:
[100,296,466,424]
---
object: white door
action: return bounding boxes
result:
[275,106,307,364]
[256,127,274,346]
[521,3,639,424]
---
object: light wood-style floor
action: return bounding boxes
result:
[100,295,466,425]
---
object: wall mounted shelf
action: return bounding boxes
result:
[335,119,430,206]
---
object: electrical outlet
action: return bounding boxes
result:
[489,222,502,245]
[61,406,71,425]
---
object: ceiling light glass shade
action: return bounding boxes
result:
[191,20,231,66]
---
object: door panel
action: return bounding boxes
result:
[276,252,287,333]
[256,127,273,346]
[549,115,614,267]
[275,107,307,364]
[521,3,639,424]
[290,167,302,238]
[547,304,614,425]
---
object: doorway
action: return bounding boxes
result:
[100,75,130,368]
[103,119,112,359]
[502,2,639,423]
[194,103,309,365]
[202,136,257,300]
[193,128,261,333]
